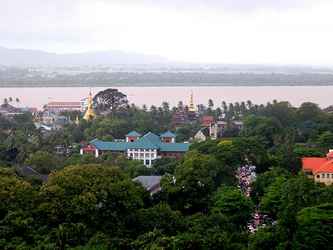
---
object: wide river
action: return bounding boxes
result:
[0,86,333,109]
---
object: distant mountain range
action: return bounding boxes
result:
[0,46,169,66]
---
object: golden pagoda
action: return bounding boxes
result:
[83,91,96,121]
[188,91,196,112]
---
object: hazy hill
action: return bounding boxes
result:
[0,46,169,66]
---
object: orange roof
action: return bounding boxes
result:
[314,160,333,174]
[302,157,333,174]
[201,116,214,126]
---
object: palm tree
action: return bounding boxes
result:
[208,99,214,109]
[221,101,228,114]
[246,100,253,110]
[240,101,246,115]
[235,102,241,116]
[228,103,235,120]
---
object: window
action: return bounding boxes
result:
[145,160,150,165]
[317,175,320,179]
[322,174,325,178]
[327,173,330,178]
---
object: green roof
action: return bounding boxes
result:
[91,140,127,151]
[160,143,190,152]
[127,137,159,150]
[160,131,176,138]
[90,131,190,152]
[126,131,142,137]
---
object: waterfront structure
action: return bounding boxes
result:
[302,150,333,185]
[80,131,190,166]
[83,92,96,121]
[46,101,81,113]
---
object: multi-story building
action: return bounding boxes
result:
[46,101,82,113]
[302,150,333,185]
[80,131,190,166]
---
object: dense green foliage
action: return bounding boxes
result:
[1,95,333,249]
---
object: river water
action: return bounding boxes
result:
[0,86,332,109]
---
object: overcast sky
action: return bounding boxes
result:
[1,0,333,65]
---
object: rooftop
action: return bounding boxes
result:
[126,131,142,137]
[90,131,190,152]
[160,131,176,138]
[302,155,333,174]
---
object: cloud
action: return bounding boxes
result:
[100,0,318,11]
[0,0,332,65]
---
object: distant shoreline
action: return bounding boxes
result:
[1,83,333,88]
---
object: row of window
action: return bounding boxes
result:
[128,149,156,153]
[129,153,156,158]
[316,173,333,179]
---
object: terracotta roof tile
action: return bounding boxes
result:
[302,157,333,174]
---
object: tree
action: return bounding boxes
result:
[243,115,283,147]
[162,151,221,214]
[297,102,322,122]
[212,186,253,229]
[260,176,287,218]
[294,203,333,250]
[134,203,184,236]
[249,227,277,250]
[317,131,333,149]
[38,165,149,247]
[208,99,214,109]
[0,170,37,249]
[251,168,289,204]
[24,151,60,174]
[93,88,128,115]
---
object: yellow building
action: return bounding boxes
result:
[83,91,96,121]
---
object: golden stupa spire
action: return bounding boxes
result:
[188,91,196,112]
[83,91,96,121]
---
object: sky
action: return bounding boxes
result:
[1,0,333,65]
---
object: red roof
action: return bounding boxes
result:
[315,161,333,174]
[302,157,333,174]
[201,116,214,126]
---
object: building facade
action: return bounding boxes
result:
[302,150,333,185]
[81,131,190,166]
[46,101,82,113]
